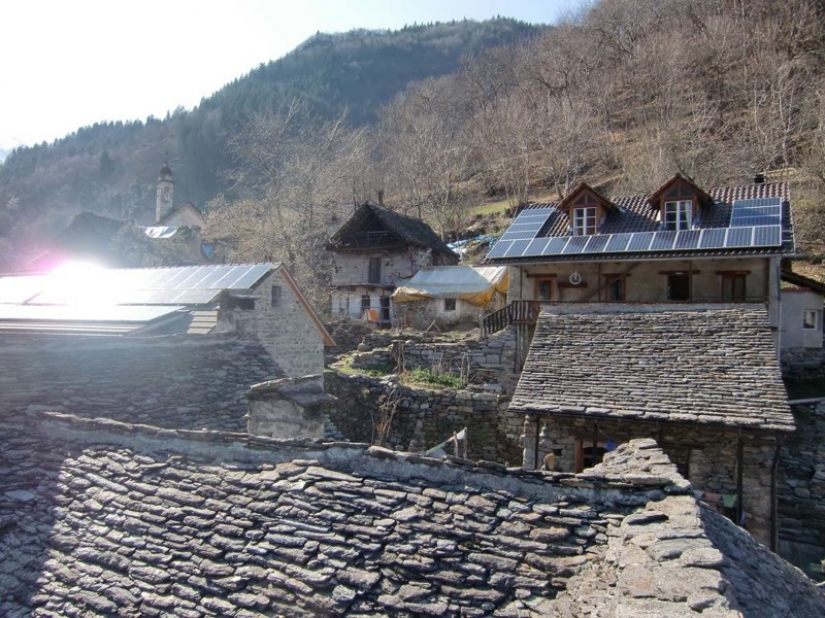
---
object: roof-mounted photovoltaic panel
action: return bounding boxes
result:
[0,304,184,323]
[730,197,782,228]
[487,224,784,260]
[497,208,555,242]
[0,275,46,304]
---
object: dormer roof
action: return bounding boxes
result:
[556,183,619,214]
[646,173,714,209]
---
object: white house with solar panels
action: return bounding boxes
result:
[482,173,814,350]
[0,263,334,378]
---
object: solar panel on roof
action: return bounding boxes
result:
[730,197,782,228]
[0,304,183,323]
[498,209,554,243]
[627,232,655,252]
[753,225,782,247]
[604,234,632,253]
[505,240,532,257]
[699,228,727,249]
[485,240,513,260]
[543,237,570,255]
[725,227,753,247]
[651,231,676,251]
[674,230,701,250]
[562,236,589,254]
[0,275,45,304]
[526,238,550,255]
[583,235,609,253]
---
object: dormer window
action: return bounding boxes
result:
[663,200,692,231]
[573,207,597,236]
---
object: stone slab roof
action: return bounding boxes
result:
[0,333,283,431]
[327,201,456,258]
[511,304,794,432]
[2,412,823,617]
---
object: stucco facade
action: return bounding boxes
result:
[780,288,824,349]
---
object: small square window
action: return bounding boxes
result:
[444,298,456,312]
[271,285,282,307]
[803,309,818,330]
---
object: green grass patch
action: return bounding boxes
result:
[405,368,464,388]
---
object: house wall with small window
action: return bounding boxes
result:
[509,257,772,306]
[523,414,778,546]
[330,287,393,323]
[331,247,451,288]
[225,269,325,378]
[392,294,505,331]
[780,289,823,349]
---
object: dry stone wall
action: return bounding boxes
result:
[325,371,523,464]
[778,401,825,576]
[325,327,523,463]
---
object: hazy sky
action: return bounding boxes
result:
[0,0,581,151]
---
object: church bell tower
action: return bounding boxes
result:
[156,160,175,223]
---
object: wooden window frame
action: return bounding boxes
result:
[576,440,607,472]
[719,272,747,302]
[534,276,557,302]
[803,309,819,330]
[360,295,371,312]
[603,274,627,302]
[572,206,597,236]
[368,257,381,284]
[270,285,282,307]
[443,298,457,312]
[663,200,693,231]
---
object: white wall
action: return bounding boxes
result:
[780,289,824,349]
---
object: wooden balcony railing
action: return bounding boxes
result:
[481,300,541,337]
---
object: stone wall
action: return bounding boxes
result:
[325,371,523,465]
[0,333,283,431]
[331,246,448,288]
[781,347,825,379]
[227,268,325,378]
[392,298,489,331]
[521,414,779,547]
[778,401,825,576]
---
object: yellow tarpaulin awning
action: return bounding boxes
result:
[392,266,508,307]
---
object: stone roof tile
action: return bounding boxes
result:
[511,304,794,431]
[0,412,821,617]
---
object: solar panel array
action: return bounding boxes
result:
[0,264,274,308]
[487,198,785,260]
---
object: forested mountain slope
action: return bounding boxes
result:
[3,0,825,314]
[0,18,543,257]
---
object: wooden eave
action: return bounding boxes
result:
[557,183,618,214]
[647,173,714,210]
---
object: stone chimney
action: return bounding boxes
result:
[246,375,335,439]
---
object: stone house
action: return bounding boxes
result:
[327,201,457,324]
[779,269,825,369]
[484,174,797,548]
[391,265,508,330]
[0,262,334,378]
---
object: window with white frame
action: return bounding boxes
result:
[572,207,597,236]
[444,298,457,312]
[663,200,692,231]
[803,309,819,330]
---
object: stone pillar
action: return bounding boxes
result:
[521,414,539,470]
[246,374,335,440]
[537,424,556,471]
